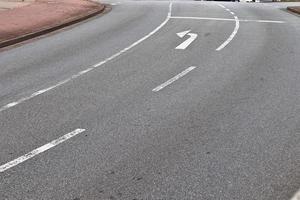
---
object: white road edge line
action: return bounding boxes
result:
[170,16,285,23]
[0,128,85,173]
[0,2,173,113]
[216,4,240,51]
[152,66,196,92]
[216,15,239,51]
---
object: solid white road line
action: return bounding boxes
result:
[215,5,240,51]
[170,16,285,23]
[152,66,196,92]
[0,3,173,113]
[171,16,236,21]
[216,15,239,51]
[0,129,85,173]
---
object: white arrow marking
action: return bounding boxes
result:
[176,30,198,50]
[176,30,191,38]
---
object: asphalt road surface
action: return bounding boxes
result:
[0,0,299,199]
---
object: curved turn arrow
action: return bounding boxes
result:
[176,30,198,50]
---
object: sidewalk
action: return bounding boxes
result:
[287,6,300,14]
[0,0,105,47]
[0,0,34,11]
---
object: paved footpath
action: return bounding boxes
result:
[0,0,34,11]
[0,0,104,43]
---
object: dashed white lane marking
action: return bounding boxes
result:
[0,129,85,173]
[216,4,240,51]
[152,66,196,92]
[170,16,285,23]
[230,11,235,15]
[0,3,173,113]
[291,190,300,200]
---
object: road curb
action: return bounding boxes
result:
[0,4,106,49]
[287,6,300,15]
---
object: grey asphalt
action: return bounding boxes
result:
[0,1,299,199]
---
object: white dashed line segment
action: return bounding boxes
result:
[0,128,85,173]
[152,66,196,92]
